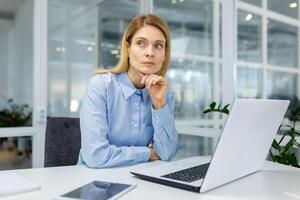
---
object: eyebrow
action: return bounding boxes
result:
[135,37,166,43]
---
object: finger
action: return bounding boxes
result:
[146,75,158,89]
[144,74,153,89]
[152,76,165,86]
[141,74,149,85]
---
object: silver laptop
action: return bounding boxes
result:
[131,99,289,193]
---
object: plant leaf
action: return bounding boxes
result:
[284,138,294,152]
[210,102,216,110]
[203,109,212,114]
[223,109,229,114]
[223,104,230,110]
[272,139,281,151]
[273,155,283,164]
[286,152,300,167]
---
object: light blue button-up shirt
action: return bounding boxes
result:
[77,72,178,168]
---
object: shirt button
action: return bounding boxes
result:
[134,124,138,127]
[156,116,160,120]
[134,102,138,106]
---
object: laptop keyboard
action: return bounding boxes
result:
[161,163,210,183]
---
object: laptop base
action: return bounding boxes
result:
[131,171,201,192]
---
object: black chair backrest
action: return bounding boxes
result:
[44,117,81,167]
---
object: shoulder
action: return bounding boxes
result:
[88,72,118,88]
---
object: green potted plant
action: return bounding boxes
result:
[0,99,32,127]
[203,102,300,168]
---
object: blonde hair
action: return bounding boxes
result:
[95,14,171,76]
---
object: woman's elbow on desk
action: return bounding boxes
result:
[82,153,106,168]
[81,145,115,168]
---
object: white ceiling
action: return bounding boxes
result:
[0,0,24,14]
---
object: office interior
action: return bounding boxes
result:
[0,0,299,170]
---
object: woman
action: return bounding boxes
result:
[77,14,178,168]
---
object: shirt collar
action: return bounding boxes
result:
[117,72,149,103]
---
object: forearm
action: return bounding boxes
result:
[151,104,178,161]
[82,142,150,168]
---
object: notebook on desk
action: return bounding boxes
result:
[131,99,289,193]
[0,172,41,197]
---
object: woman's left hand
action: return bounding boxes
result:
[141,74,168,109]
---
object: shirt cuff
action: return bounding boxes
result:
[136,146,151,162]
[151,103,173,127]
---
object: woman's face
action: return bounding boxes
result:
[127,25,166,76]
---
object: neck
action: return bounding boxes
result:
[127,68,145,89]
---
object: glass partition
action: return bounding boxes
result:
[268,0,298,19]
[154,0,215,121]
[237,1,300,120]
[268,20,298,68]
[0,0,33,169]
[237,66,262,98]
[237,10,262,63]
[48,0,138,117]
[240,0,262,7]
[0,0,33,127]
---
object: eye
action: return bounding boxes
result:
[154,43,164,49]
[136,40,146,47]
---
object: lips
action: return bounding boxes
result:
[142,61,155,65]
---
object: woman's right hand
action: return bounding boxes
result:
[149,147,160,161]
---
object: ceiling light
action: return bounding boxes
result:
[111,50,119,55]
[70,100,79,113]
[168,70,176,79]
[289,2,297,8]
[245,14,253,21]
[87,46,93,51]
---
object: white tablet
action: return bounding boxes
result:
[54,181,136,200]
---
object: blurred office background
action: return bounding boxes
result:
[0,0,299,169]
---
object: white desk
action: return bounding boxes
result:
[3,157,300,200]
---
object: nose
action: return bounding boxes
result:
[145,46,154,57]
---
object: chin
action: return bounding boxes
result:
[140,69,160,75]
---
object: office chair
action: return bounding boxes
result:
[44,117,81,167]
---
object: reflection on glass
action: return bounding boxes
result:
[0,99,32,127]
[237,10,262,63]
[48,0,138,117]
[239,0,262,7]
[62,181,132,200]
[268,71,297,98]
[268,0,298,19]
[99,0,138,68]
[237,67,262,98]
[0,136,32,170]
[0,0,33,126]
[166,61,212,120]
[154,0,213,56]
[267,71,299,118]
[154,0,214,120]
[268,20,298,68]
